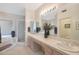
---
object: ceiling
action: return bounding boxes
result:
[0,3,43,16]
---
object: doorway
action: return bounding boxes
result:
[18,21,25,42]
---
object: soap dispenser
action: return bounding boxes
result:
[54,26,57,34]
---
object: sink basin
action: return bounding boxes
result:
[57,41,79,53]
[34,33,79,53]
[46,36,79,53]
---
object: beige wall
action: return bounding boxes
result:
[25,9,36,44]
[58,4,79,40]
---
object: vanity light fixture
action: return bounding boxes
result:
[40,6,56,16]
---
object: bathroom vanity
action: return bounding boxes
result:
[27,32,79,55]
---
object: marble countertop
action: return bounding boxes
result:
[28,32,79,55]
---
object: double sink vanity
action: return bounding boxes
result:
[27,32,79,55]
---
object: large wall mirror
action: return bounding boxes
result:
[40,6,58,35]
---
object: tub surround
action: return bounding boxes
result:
[0,39,12,52]
[27,32,79,55]
[0,36,16,52]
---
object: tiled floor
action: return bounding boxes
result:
[0,42,43,55]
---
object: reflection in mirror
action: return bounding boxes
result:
[40,6,57,36]
[29,21,41,33]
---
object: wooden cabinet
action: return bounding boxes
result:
[27,36,33,49]
[27,36,66,55]
[42,45,64,55]
[42,46,54,55]
[27,36,44,54]
[53,50,65,55]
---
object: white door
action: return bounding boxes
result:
[60,18,72,39]
[18,21,25,42]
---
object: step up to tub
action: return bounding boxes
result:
[0,44,12,51]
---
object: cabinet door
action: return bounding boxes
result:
[43,45,54,55]
[27,36,33,48]
[43,45,65,55]
[27,36,44,53]
[53,50,64,55]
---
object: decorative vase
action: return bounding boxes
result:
[47,30,50,35]
[44,30,48,38]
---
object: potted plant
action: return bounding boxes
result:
[43,23,52,38]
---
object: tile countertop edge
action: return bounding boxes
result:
[27,32,79,55]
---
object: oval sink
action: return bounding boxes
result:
[57,41,79,53]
